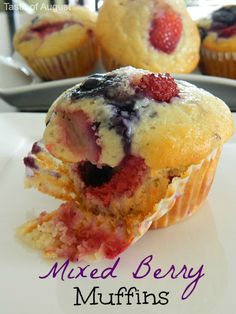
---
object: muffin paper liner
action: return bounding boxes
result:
[21,142,221,260]
[24,39,99,80]
[25,143,221,231]
[151,148,221,228]
[200,47,236,79]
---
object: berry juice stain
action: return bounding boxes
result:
[70,73,140,154]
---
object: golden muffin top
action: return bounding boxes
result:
[198,5,236,52]
[13,6,97,58]
[44,67,234,172]
[96,0,200,73]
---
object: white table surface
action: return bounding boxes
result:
[0,112,235,314]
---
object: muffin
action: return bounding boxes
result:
[19,67,234,261]
[198,5,236,79]
[96,0,200,73]
[13,6,99,80]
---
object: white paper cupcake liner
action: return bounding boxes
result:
[21,141,222,260]
[25,38,98,80]
[200,47,236,79]
[151,148,221,228]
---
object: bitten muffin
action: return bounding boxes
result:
[198,5,236,79]
[19,67,234,261]
[96,0,200,73]
[13,6,99,80]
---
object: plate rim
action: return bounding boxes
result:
[1,73,236,96]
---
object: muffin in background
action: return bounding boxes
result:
[198,5,236,79]
[96,0,200,74]
[13,6,99,80]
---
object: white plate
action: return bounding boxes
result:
[0,58,103,111]
[0,71,236,111]
[0,113,236,314]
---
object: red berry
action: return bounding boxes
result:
[54,201,132,260]
[218,24,236,38]
[31,21,75,38]
[104,238,130,259]
[149,11,182,54]
[85,155,147,207]
[137,73,179,102]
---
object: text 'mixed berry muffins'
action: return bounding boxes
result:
[198,5,236,79]
[96,0,200,73]
[19,67,234,261]
[13,6,99,80]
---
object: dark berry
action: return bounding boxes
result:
[23,156,38,169]
[80,78,103,91]
[78,161,115,187]
[70,72,141,155]
[226,6,236,16]
[212,9,235,26]
[31,142,41,154]
[70,74,115,101]
[210,21,226,32]
[109,99,139,155]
